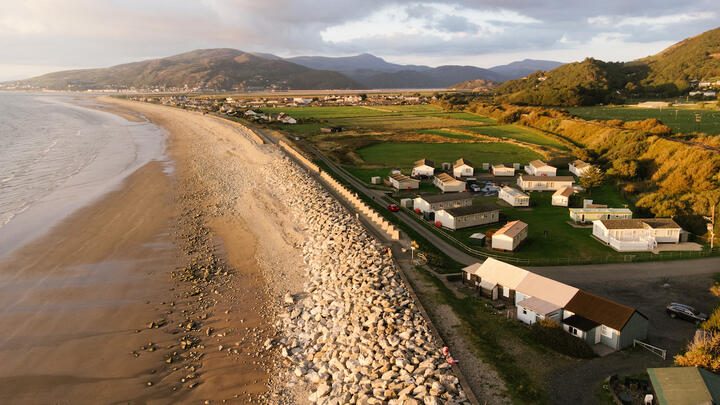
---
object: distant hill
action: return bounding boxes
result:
[8,49,361,91]
[488,59,564,80]
[288,53,505,88]
[493,26,720,106]
[447,79,497,91]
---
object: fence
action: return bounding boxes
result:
[278,141,399,240]
[633,339,667,360]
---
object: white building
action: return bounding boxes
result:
[433,173,466,193]
[411,159,435,178]
[524,160,557,176]
[592,218,682,251]
[551,187,574,207]
[453,158,474,178]
[492,220,528,251]
[388,173,419,191]
[515,273,578,325]
[517,175,574,191]
[434,204,499,230]
[413,193,473,213]
[492,164,515,177]
[498,186,530,207]
[569,207,632,223]
[461,258,529,302]
[569,160,592,177]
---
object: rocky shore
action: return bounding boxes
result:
[262,157,468,404]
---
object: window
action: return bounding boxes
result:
[568,326,581,337]
[522,309,527,315]
[601,325,613,338]
[503,286,510,297]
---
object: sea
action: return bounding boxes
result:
[0,92,167,258]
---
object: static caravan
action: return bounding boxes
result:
[492,164,515,177]
[592,218,682,252]
[551,187,574,207]
[498,186,530,207]
[569,207,632,223]
[412,159,435,178]
[492,220,528,251]
[569,160,592,177]
[453,158,474,178]
[524,160,557,177]
[517,175,574,191]
[388,173,419,190]
[434,204,499,230]
[413,193,473,213]
[433,173,466,193]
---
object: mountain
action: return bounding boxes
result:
[494,26,720,106]
[488,59,564,80]
[447,79,497,91]
[287,53,504,88]
[8,49,361,91]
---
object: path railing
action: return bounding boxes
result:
[633,339,667,360]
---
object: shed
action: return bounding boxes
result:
[412,159,435,178]
[492,220,528,251]
[388,173,419,190]
[516,297,562,325]
[453,158,474,178]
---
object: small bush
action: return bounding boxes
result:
[529,321,597,359]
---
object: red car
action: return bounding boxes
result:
[388,204,400,212]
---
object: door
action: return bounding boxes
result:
[594,328,601,344]
[492,286,498,301]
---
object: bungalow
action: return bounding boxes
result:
[569,160,592,177]
[461,258,528,302]
[491,164,515,177]
[453,158,474,178]
[492,220,528,251]
[412,159,435,178]
[433,173,466,193]
[413,193,473,213]
[552,187,574,207]
[569,207,632,223]
[498,186,530,207]
[524,160,557,176]
[592,218,682,252]
[388,173,420,191]
[517,175,574,191]
[435,204,499,230]
[515,273,578,325]
[562,290,648,350]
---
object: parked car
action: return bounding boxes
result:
[387,204,399,212]
[666,303,708,323]
[469,184,481,192]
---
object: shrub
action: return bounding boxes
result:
[675,332,720,372]
[703,308,720,332]
[529,321,597,359]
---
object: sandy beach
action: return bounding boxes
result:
[0,97,302,403]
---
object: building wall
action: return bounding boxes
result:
[413,198,432,213]
[453,165,473,178]
[619,312,649,349]
[452,210,499,230]
[518,178,573,191]
[499,189,529,207]
[592,222,610,243]
[412,166,434,177]
[552,195,568,206]
[493,167,515,176]
[517,307,561,325]
[492,234,517,250]
[570,210,632,222]
[434,210,457,230]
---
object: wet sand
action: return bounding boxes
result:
[0,98,281,403]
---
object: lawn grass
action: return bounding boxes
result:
[418,129,479,140]
[330,115,482,131]
[466,125,569,150]
[342,167,395,183]
[259,106,399,119]
[356,143,544,168]
[566,106,720,135]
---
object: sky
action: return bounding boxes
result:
[1,0,719,81]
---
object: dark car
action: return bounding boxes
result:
[666,303,708,323]
[387,204,400,212]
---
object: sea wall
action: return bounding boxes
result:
[262,156,467,404]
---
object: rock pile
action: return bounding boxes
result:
[263,157,468,404]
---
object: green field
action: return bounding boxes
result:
[356,142,544,168]
[567,106,720,135]
[417,129,478,140]
[467,125,569,150]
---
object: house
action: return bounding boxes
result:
[461,258,529,302]
[517,175,574,191]
[279,115,297,124]
[453,158,474,178]
[552,187,574,207]
[562,290,648,350]
[244,110,259,117]
[388,173,420,191]
[435,204,499,230]
[412,159,435,178]
[515,273,579,325]
[498,186,530,207]
[413,193,473,213]
[592,218,683,252]
[524,160,557,176]
[569,160,592,177]
[492,164,515,177]
[492,220,528,251]
[569,207,632,223]
[647,367,720,405]
[433,173,466,193]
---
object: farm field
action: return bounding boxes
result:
[355,142,544,168]
[466,125,569,150]
[567,106,720,135]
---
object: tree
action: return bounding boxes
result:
[675,332,720,372]
[579,166,605,195]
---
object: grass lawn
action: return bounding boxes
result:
[466,125,569,150]
[356,143,544,168]
[330,115,482,131]
[259,106,399,119]
[417,129,478,140]
[566,106,720,135]
[342,166,395,183]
